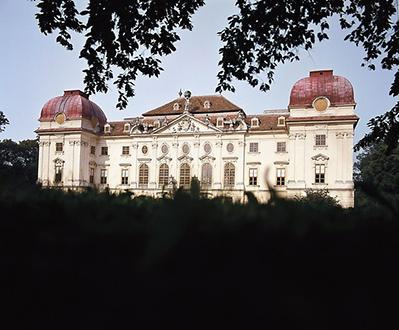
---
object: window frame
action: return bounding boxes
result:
[224,162,235,188]
[179,163,191,188]
[54,165,63,183]
[251,118,259,127]
[249,168,258,186]
[276,141,286,153]
[100,169,107,184]
[55,142,63,152]
[90,146,96,155]
[277,116,286,127]
[159,163,169,187]
[201,163,213,189]
[89,167,95,184]
[138,164,149,188]
[101,146,108,156]
[122,146,130,155]
[315,164,326,184]
[315,134,327,146]
[276,168,286,186]
[121,168,129,185]
[249,142,258,153]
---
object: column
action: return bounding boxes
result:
[214,137,223,189]
[150,138,158,189]
[335,132,344,183]
[131,142,138,188]
[236,140,245,190]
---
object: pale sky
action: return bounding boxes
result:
[0,0,396,144]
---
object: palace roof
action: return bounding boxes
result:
[39,90,107,125]
[142,95,242,116]
[289,70,355,108]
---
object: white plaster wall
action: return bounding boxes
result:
[38,106,356,207]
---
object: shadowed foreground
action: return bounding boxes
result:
[1,187,398,329]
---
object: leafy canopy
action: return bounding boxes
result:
[33,0,398,149]
[0,111,9,133]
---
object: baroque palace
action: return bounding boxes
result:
[36,70,358,207]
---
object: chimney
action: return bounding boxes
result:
[309,70,333,78]
[63,90,89,98]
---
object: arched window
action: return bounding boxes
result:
[124,123,130,132]
[54,164,63,184]
[201,163,212,189]
[224,162,235,188]
[179,163,191,188]
[203,100,211,109]
[173,103,180,111]
[139,163,149,187]
[159,164,169,187]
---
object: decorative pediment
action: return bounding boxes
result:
[311,153,329,162]
[153,114,222,135]
[53,157,65,165]
[177,154,194,162]
[199,154,216,162]
[157,154,172,162]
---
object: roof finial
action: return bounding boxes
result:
[178,89,183,98]
[183,90,191,114]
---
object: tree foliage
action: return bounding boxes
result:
[2,185,399,329]
[33,1,398,148]
[0,139,39,186]
[0,111,9,133]
[354,143,399,211]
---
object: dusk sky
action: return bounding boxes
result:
[0,0,396,144]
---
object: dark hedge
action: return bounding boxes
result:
[1,186,398,330]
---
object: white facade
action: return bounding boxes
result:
[36,70,358,207]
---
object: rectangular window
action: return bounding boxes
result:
[122,146,130,155]
[100,169,107,184]
[276,142,286,153]
[101,146,108,156]
[56,142,63,152]
[90,146,96,155]
[54,165,62,183]
[315,134,326,146]
[121,169,129,185]
[276,168,285,186]
[89,168,95,184]
[249,168,258,186]
[315,164,326,184]
[249,142,258,153]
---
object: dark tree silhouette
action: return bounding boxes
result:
[33,0,398,149]
[0,111,9,133]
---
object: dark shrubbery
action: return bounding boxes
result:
[1,183,399,330]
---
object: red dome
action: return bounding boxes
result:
[289,70,355,108]
[39,90,107,125]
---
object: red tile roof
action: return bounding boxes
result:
[246,115,289,131]
[142,95,242,116]
[289,70,355,108]
[39,90,107,125]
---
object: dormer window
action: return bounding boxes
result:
[104,124,111,133]
[217,117,224,127]
[277,116,285,127]
[203,100,211,109]
[173,103,180,111]
[123,123,130,132]
[251,117,259,127]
